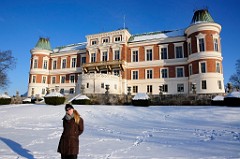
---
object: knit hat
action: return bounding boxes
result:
[65,104,74,111]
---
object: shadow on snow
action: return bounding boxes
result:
[0,137,35,159]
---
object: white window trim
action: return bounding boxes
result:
[212,33,220,52]
[158,44,168,60]
[89,52,96,63]
[144,46,153,61]
[114,35,122,42]
[52,58,57,70]
[112,49,121,60]
[70,74,75,83]
[131,48,139,62]
[216,61,221,73]
[199,61,207,73]
[187,38,192,55]
[175,66,185,77]
[61,57,67,69]
[42,76,47,84]
[174,42,184,59]
[145,69,153,79]
[71,56,77,68]
[51,76,56,84]
[101,50,109,62]
[60,75,66,83]
[189,64,193,76]
[160,68,169,78]
[131,70,139,80]
[32,56,39,69]
[32,75,36,83]
[196,33,206,52]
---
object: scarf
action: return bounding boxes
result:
[64,113,74,121]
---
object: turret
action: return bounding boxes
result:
[185,9,224,94]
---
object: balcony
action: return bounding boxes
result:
[82,60,126,72]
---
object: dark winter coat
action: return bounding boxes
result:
[57,116,84,155]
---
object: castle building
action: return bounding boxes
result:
[28,9,224,97]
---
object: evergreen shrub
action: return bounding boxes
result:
[44,96,65,105]
[72,99,90,105]
[0,98,11,105]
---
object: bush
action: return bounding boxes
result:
[72,99,90,105]
[0,98,11,105]
[44,96,65,105]
[132,99,151,106]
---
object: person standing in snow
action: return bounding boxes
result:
[58,104,84,159]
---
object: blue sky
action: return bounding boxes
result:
[0,0,239,96]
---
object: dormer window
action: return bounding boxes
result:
[102,38,109,43]
[114,36,122,42]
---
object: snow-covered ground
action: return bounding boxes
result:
[0,104,239,159]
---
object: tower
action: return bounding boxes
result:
[185,9,224,94]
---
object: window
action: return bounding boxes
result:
[102,51,108,61]
[216,62,221,73]
[214,38,219,51]
[177,84,184,92]
[161,48,168,59]
[146,69,153,79]
[114,50,120,60]
[60,89,64,94]
[42,88,45,95]
[133,86,138,93]
[70,75,75,83]
[69,88,74,94]
[86,83,89,88]
[102,38,109,43]
[218,80,222,89]
[176,67,184,77]
[146,49,152,61]
[162,84,168,92]
[81,57,86,64]
[62,59,67,69]
[52,76,56,84]
[52,60,57,69]
[113,70,120,76]
[61,76,66,83]
[176,46,183,58]
[132,70,138,80]
[188,42,192,55]
[114,36,121,42]
[32,76,36,83]
[71,57,77,68]
[101,70,107,74]
[42,76,47,83]
[91,40,97,45]
[91,53,96,63]
[101,83,104,88]
[43,60,48,69]
[200,62,206,73]
[161,68,168,78]
[147,85,152,94]
[189,64,193,76]
[33,59,38,68]
[202,80,207,89]
[132,50,138,62]
[199,38,205,52]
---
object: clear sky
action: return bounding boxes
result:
[0,0,239,96]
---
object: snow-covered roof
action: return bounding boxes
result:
[53,42,87,53]
[0,94,11,98]
[128,29,185,42]
[225,91,240,98]
[45,92,64,97]
[132,93,150,100]
[212,95,224,101]
[68,94,90,102]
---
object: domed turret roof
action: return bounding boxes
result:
[191,9,214,24]
[35,37,52,50]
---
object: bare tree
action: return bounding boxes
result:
[0,50,16,89]
[229,59,240,90]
